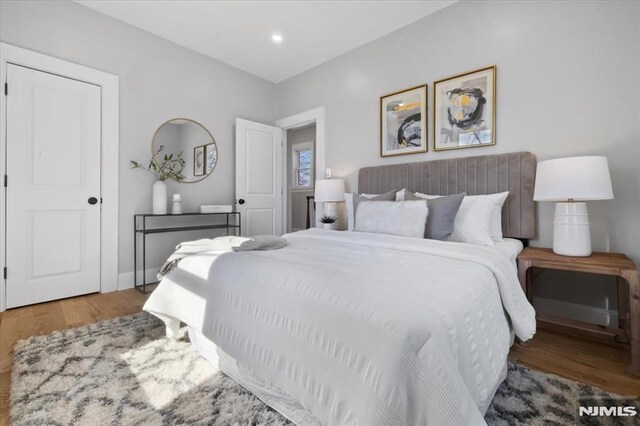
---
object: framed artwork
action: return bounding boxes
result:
[433,65,496,151]
[193,145,205,177]
[205,142,217,175]
[380,84,427,157]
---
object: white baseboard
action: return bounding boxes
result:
[533,297,618,327]
[118,267,160,290]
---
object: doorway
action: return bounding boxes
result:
[286,124,316,232]
[276,106,326,233]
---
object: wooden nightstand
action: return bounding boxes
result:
[517,247,639,375]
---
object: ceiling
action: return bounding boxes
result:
[77,1,456,83]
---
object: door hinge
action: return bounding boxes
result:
[3,175,6,187]
[4,82,7,96]
[3,268,6,279]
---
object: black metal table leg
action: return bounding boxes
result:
[142,216,146,294]
[134,216,137,290]
[133,212,242,294]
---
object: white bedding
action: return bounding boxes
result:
[493,238,524,271]
[144,229,535,425]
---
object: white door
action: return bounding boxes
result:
[235,118,282,236]
[5,64,101,308]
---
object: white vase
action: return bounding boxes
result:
[323,223,333,230]
[152,181,167,214]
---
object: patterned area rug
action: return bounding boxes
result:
[10,312,639,425]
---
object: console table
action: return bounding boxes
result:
[134,212,241,294]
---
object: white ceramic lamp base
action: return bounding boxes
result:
[323,202,337,230]
[552,202,591,257]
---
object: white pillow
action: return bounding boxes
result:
[355,200,428,238]
[448,196,497,246]
[448,192,509,246]
[344,193,378,231]
[487,192,509,241]
[397,189,440,201]
[414,192,440,200]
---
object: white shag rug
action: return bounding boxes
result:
[10,312,639,425]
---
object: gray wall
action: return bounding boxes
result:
[1,0,638,312]
[277,1,640,310]
[286,125,316,232]
[0,0,277,280]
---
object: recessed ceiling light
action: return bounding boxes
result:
[271,33,283,44]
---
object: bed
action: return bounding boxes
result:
[144,151,537,425]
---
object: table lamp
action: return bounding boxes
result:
[533,156,614,257]
[314,179,345,220]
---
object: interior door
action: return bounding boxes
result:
[5,64,101,308]
[235,118,282,236]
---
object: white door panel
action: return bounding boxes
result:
[6,64,101,308]
[235,119,282,236]
[29,210,85,278]
[245,209,275,236]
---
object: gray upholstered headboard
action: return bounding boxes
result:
[358,151,536,239]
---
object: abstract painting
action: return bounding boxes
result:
[433,66,496,151]
[380,84,427,157]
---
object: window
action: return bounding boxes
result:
[292,141,314,189]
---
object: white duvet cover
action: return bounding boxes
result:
[144,229,535,425]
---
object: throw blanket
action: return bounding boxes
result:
[145,229,536,425]
[232,235,287,252]
[157,235,286,279]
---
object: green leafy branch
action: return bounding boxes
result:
[130,145,186,182]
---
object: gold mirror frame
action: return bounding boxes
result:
[151,117,218,184]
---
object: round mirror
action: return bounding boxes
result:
[151,118,218,183]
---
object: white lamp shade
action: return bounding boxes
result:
[314,179,345,202]
[534,156,614,201]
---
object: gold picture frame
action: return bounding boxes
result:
[432,65,496,152]
[193,145,205,177]
[380,84,428,158]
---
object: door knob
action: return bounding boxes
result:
[238,199,245,205]
[88,197,98,205]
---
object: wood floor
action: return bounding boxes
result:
[1,290,639,425]
[0,289,150,426]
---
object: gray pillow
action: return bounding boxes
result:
[405,191,465,240]
[353,189,397,228]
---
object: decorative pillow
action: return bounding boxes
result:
[410,190,509,242]
[405,191,465,240]
[354,200,428,238]
[344,189,397,231]
[448,193,508,246]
